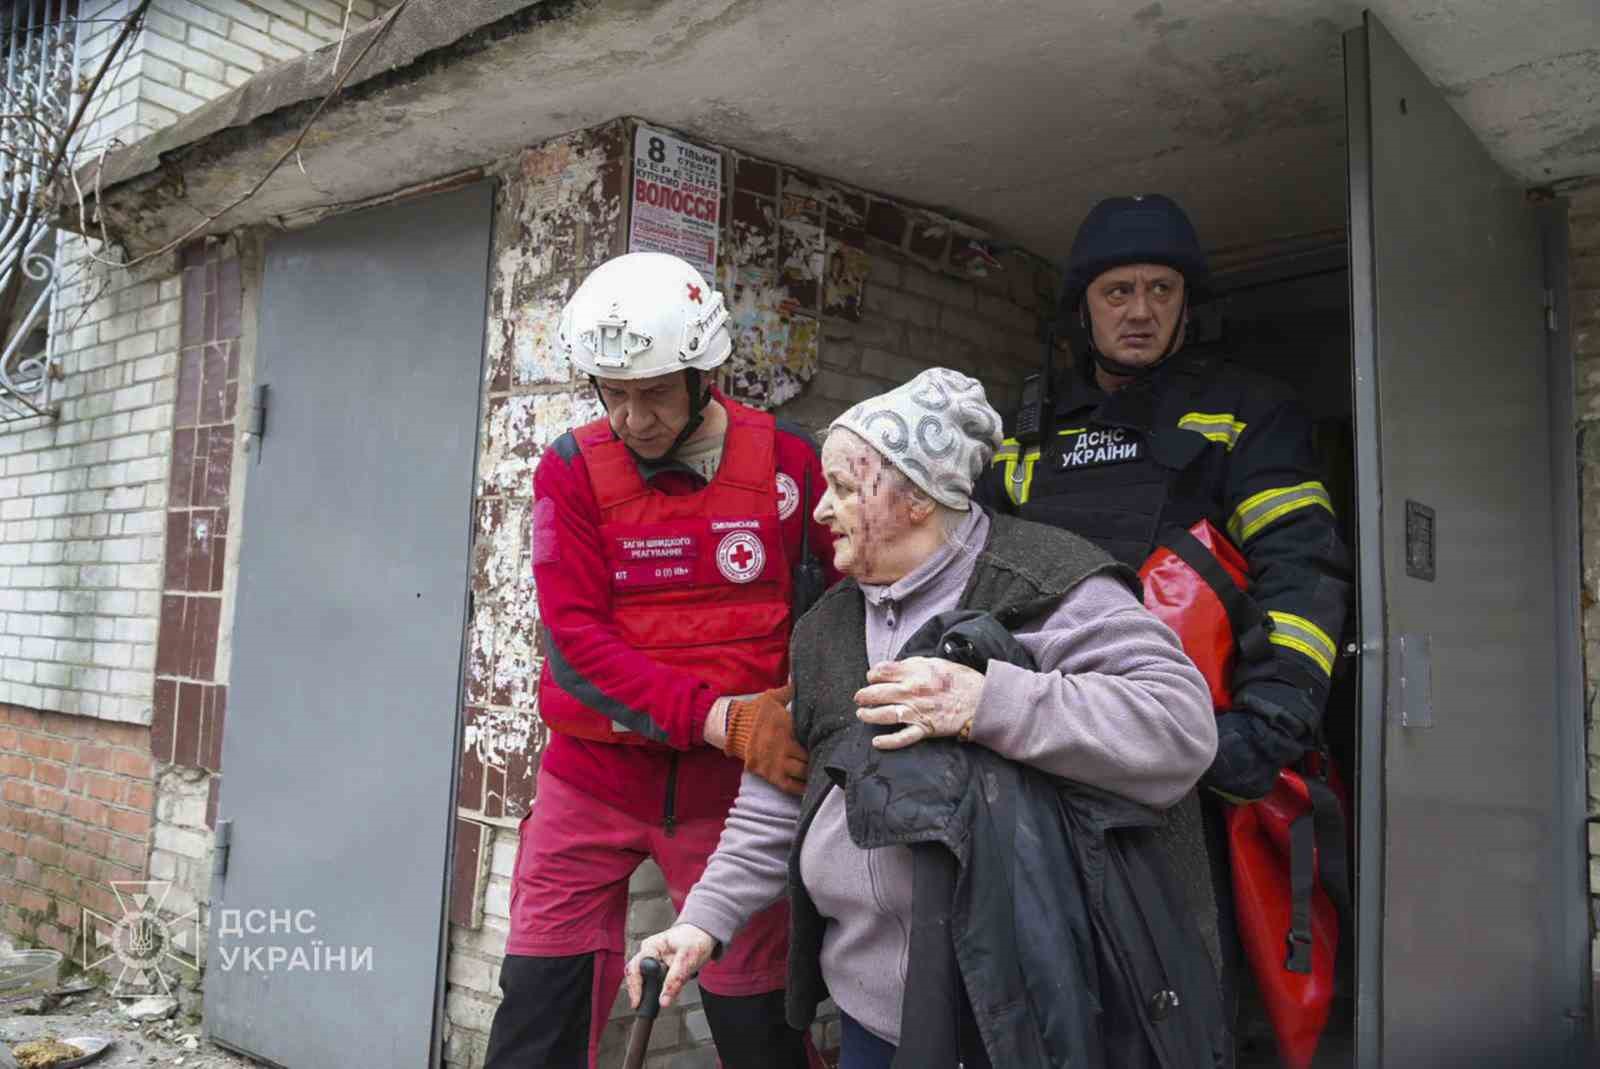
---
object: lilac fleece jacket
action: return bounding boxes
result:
[678,508,1216,1045]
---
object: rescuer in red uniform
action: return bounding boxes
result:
[483,252,835,1069]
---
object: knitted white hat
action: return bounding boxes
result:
[830,367,1004,510]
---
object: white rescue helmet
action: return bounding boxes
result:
[557,252,732,380]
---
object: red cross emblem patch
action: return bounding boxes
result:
[687,283,703,304]
[715,530,765,584]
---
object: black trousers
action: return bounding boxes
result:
[483,952,808,1069]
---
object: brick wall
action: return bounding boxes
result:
[1,0,379,969]
[0,704,155,955]
[74,0,398,158]
[1571,186,1600,984]
[2,255,178,724]
[443,118,1049,1069]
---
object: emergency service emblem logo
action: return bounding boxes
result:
[81,880,202,996]
[776,473,800,520]
[715,530,765,583]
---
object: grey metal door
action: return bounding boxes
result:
[1346,15,1587,1068]
[204,183,493,1068]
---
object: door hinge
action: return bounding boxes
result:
[212,818,232,881]
[1544,289,1558,333]
[244,384,269,455]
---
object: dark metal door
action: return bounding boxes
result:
[204,183,493,1068]
[1346,15,1587,1067]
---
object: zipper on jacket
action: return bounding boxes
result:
[663,753,679,837]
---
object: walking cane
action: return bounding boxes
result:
[622,956,665,1069]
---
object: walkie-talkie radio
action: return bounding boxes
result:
[791,467,826,618]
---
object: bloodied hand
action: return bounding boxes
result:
[854,656,984,749]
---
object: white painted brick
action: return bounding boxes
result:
[97,590,137,615]
[113,383,156,412]
[101,538,144,564]
[269,15,325,52]
[29,542,66,565]
[446,952,499,996]
[158,0,233,36]
[140,79,208,116]
[109,434,152,462]
[149,849,179,881]
[482,878,510,921]
[108,668,147,694]
[144,9,191,43]
[299,0,350,27]
[250,0,313,25]
[183,71,232,101]
[19,472,52,496]
[115,332,160,361]
[139,53,185,89]
[20,637,56,661]
[89,462,131,489]
[93,641,135,669]
[126,457,167,484]
[23,591,60,612]
[38,616,74,640]
[36,664,71,689]
[228,22,302,62]
[141,27,215,75]
[186,25,270,70]
[131,406,169,433]
[119,563,162,589]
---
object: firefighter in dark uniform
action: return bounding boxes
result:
[975,194,1351,1048]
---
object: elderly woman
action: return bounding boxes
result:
[629,368,1220,1069]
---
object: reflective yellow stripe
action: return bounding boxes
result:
[1056,426,1086,436]
[1227,481,1333,543]
[1177,411,1247,450]
[993,436,1044,505]
[1003,448,1042,505]
[1267,611,1337,676]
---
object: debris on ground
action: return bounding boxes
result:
[117,998,176,1024]
[3,987,258,1069]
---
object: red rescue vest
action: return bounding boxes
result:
[539,402,793,746]
[1139,521,1349,1069]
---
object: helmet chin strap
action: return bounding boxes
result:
[662,368,709,459]
[1086,296,1189,380]
[592,370,712,464]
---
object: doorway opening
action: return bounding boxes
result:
[1210,247,1358,1069]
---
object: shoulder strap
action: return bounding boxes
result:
[714,398,777,494]
[573,417,649,512]
[1156,524,1273,664]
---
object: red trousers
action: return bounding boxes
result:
[505,767,792,1064]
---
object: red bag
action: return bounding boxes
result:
[1138,520,1262,709]
[1140,521,1348,1069]
[1225,764,1349,1069]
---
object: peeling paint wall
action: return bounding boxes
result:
[444,117,1051,1069]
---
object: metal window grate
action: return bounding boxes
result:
[0,0,78,424]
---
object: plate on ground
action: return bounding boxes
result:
[13,1037,113,1068]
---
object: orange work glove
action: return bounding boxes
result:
[725,685,808,797]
